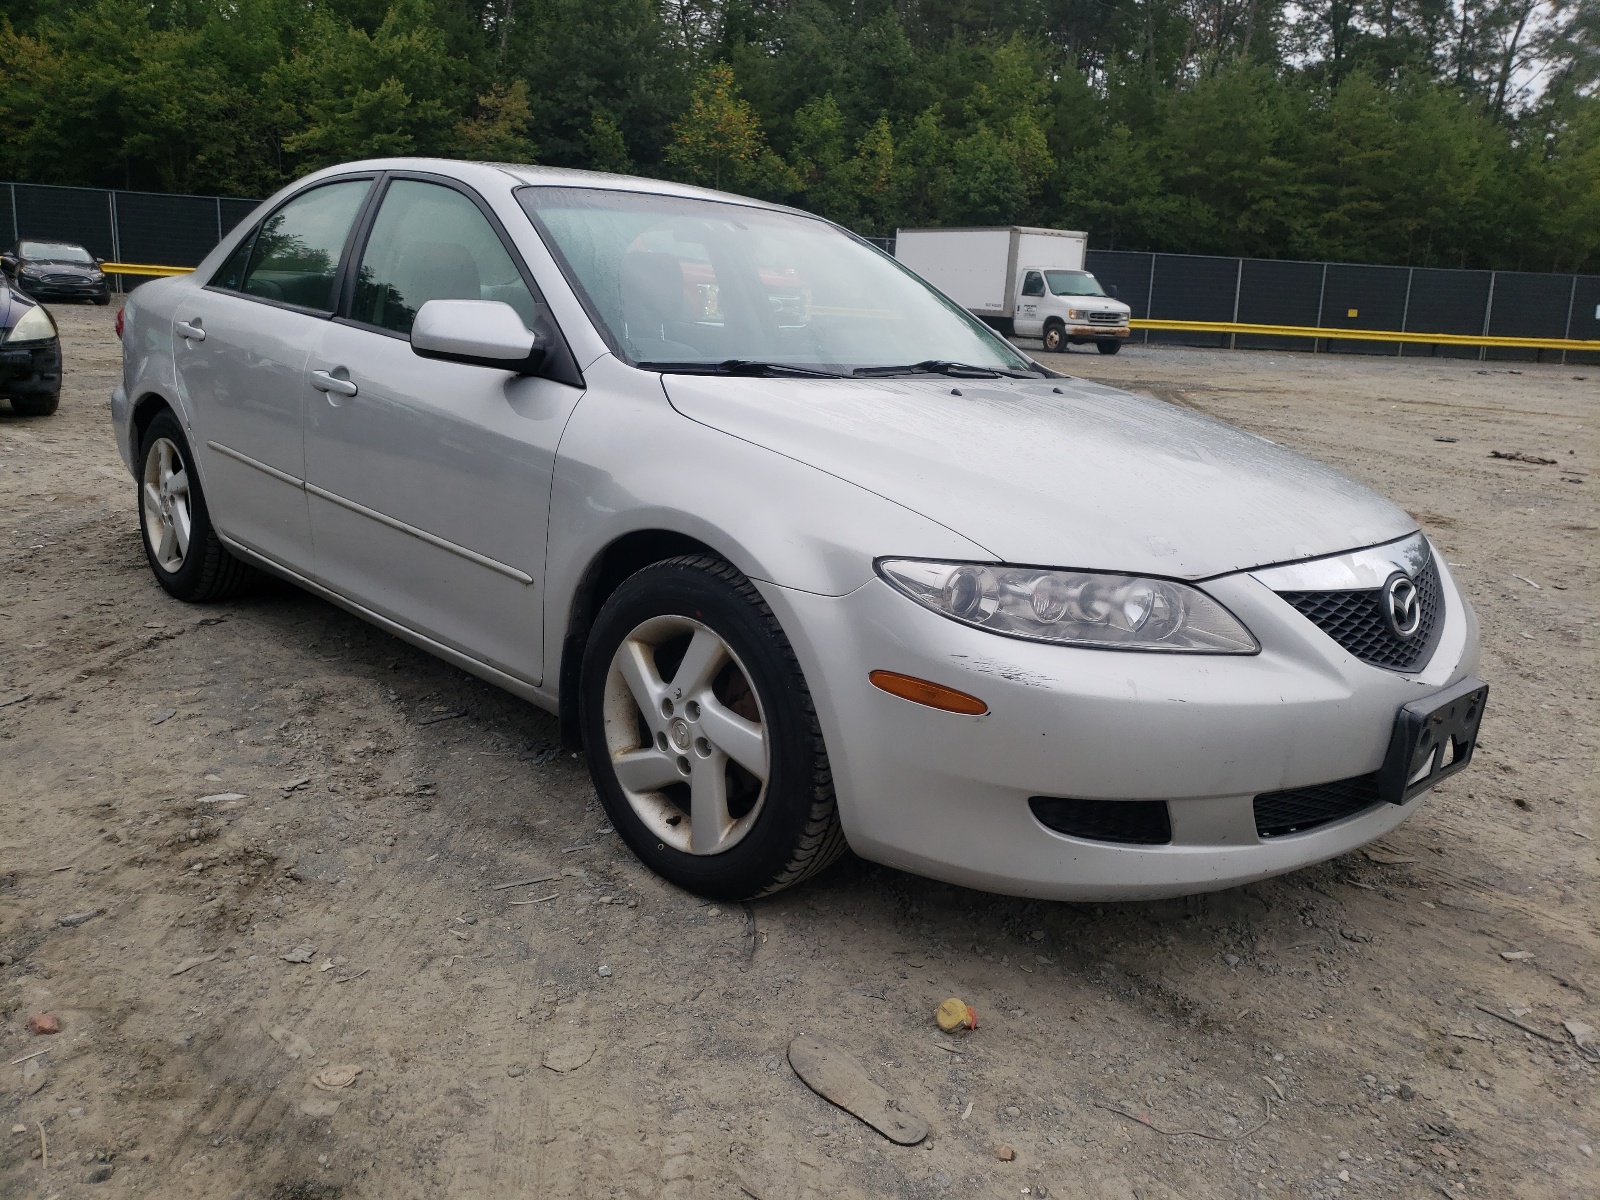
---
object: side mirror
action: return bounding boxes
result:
[95,257,105,266]
[0,254,15,269]
[410,299,543,373]
[1106,284,1120,298]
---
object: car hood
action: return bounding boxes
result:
[662,374,1416,579]
[25,262,97,275]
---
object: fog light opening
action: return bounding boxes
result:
[868,670,988,716]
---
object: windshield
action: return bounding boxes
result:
[19,241,94,265]
[518,187,1034,374]
[1045,270,1106,297]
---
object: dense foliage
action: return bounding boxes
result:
[1,0,1596,269]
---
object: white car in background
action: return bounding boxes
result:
[110,159,1485,901]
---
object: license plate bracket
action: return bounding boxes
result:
[1378,676,1488,805]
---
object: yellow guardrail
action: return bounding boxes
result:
[1129,318,1600,353]
[101,262,194,277]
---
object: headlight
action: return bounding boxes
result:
[877,560,1258,653]
[1067,309,1084,319]
[4,304,57,344]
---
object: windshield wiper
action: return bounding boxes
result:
[851,359,1036,379]
[639,359,844,378]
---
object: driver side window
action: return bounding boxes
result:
[351,180,536,336]
[1021,271,1045,297]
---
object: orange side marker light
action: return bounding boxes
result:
[868,670,988,716]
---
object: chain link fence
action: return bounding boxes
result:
[5,183,1595,364]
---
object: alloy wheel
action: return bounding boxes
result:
[142,436,192,573]
[600,615,769,855]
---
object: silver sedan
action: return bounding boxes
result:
[110,159,1486,901]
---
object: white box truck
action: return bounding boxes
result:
[894,226,1132,355]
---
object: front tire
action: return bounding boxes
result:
[580,555,846,900]
[1041,321,1066,353]
[137,409,258,601]
[1096,339,1122,355]
[8,389,59,417]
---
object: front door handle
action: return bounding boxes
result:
[310,369,358,398]
[177,320,205,342]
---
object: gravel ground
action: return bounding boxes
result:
[0,304,1594,1200]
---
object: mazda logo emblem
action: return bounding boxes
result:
[1383,573,1422,638]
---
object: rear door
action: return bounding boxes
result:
[303,175,584,687]
[173,178,373,571]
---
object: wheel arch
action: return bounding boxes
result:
[130,390,176,453]
[556,528,722,749]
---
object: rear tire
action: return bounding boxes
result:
[580,555,846,900]
[138,409,258,602]
[1041,321,1066,353]
[1096,339,1122,355]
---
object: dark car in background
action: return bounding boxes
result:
[2,240,110,305]
[0,280,62,415]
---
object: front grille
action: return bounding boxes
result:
[1254,773,1382,838]
[1030,796,1171,845]
[1087,311,1123,325]
[1278,555,1442,672]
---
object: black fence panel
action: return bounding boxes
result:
[0,187,13,248]
[1483,271,1577,362]
[1402,268,1491,359]
[12,183,114,260]
[219,198,261,237]
[1149,254,1236,346]
[1319,263,1410,354]
[1084,250,1154,319]
[1569,276,1600,365]
[1235,258,1323,350]
[115,192,223,268]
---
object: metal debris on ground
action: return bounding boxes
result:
[543,1041,595,1073]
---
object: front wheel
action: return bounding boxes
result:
[1096,339,1122,355]
[1041,321,1066,353]
[580,556,846,900]
[138,409,258,601]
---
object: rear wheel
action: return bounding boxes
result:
[138,409,258,601]
[581,555,845,900]
[1041,321,1066,353]
[1096,339,1122,355]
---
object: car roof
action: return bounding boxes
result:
[297,157,805,218]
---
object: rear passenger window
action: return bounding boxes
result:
[241,180,370,311]
[351,180,536,336]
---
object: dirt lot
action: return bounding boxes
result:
[0,305,1594,1200]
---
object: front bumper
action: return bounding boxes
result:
[19,280,109,302]
[0,341,61,397]
[1068,325,1129,339]
[760,556,1478,901]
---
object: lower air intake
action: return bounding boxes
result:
[1029,797,1172,845]
[1253,773,1382,838]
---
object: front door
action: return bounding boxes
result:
[303,178,583,687]
[174,178,372,570]
[1013,269,1046,337]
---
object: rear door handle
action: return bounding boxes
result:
[310,369,358,398]
[177,320,205,342]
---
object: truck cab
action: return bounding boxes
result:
[1011,268,1131,355]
